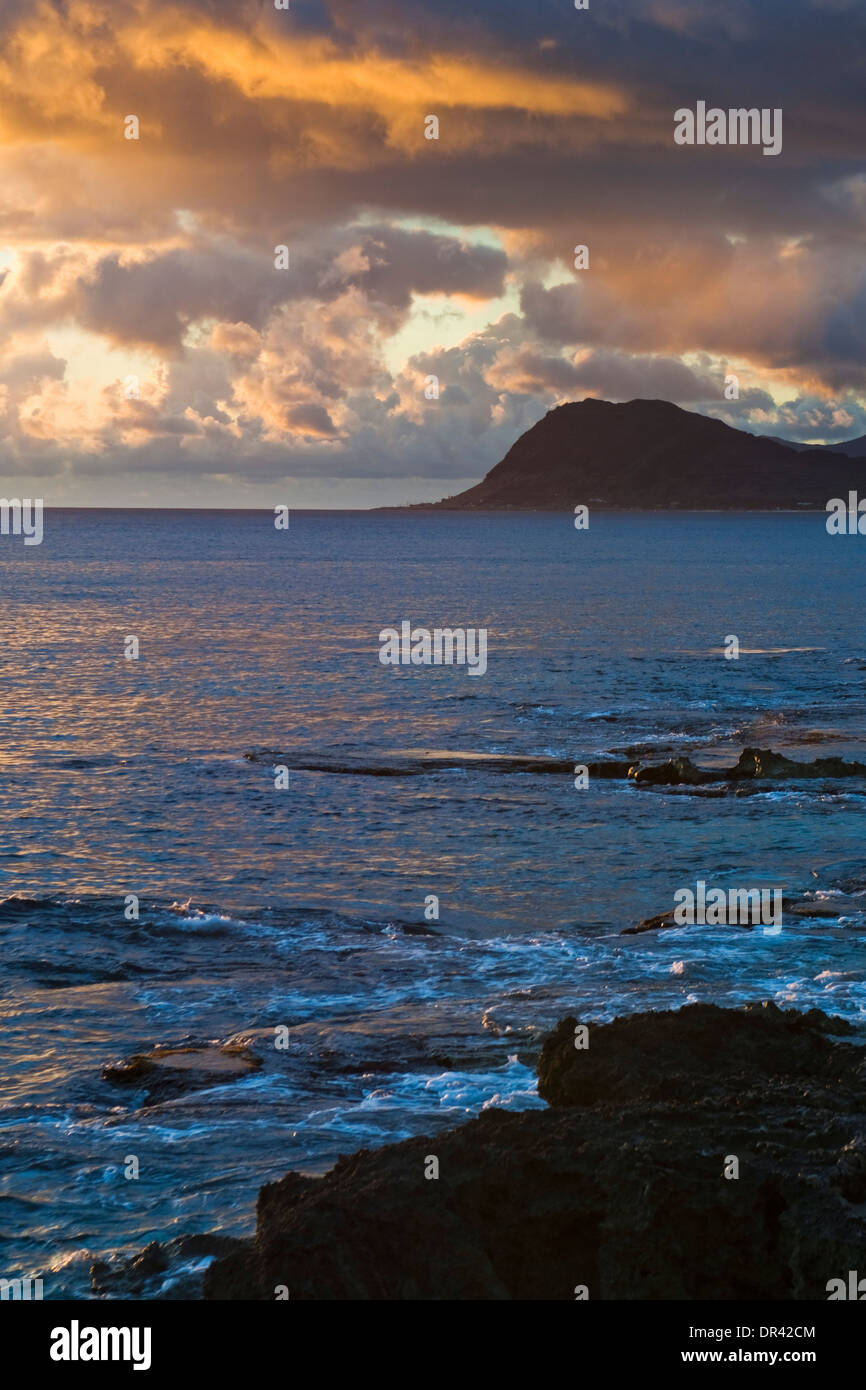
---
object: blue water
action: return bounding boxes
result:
[1,509,865,1296]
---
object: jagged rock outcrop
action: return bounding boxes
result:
[91,1235,247,1299]
[630,746,866,786]
[536,1000,856,1106]
[197,1001,866,1300]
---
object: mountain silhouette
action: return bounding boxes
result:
[430,399,865,509]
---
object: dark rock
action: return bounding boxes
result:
[246,744,866,788]
[91,1234,246,1299]
[536,1000,857,1107]
[834,1136,866,1205]
[586,760,634,779]
[245,748,632,780]
[628,746,866,788]
[199,1001,866,1300]
[621,909,680,934]
[622,907,756,935]
[244,748,576,777]
[102,1042,262,1105]
[630,756,714,786]
[731,747,866,780]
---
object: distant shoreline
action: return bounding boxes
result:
[30,503,837,514]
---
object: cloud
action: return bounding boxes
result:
[0,225,507,353]
[284,403,339,438]
[0,0,862,499]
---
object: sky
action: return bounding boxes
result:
[0,0,864,506]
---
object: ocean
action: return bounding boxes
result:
[1,508,864,1296]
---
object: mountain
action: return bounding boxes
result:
[767,433,866,456]
[765,436,817,453]
[824,435,866,456]
[429,399,865,509]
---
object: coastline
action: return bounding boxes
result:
[92,999,866,1302]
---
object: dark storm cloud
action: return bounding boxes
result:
[0,0,863,495]
[23,226,507,352]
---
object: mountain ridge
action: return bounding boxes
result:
[416,398,865,510]
[768,432,866,457]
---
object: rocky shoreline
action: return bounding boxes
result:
[245,744,866,791]
[94,1000,866,1300]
